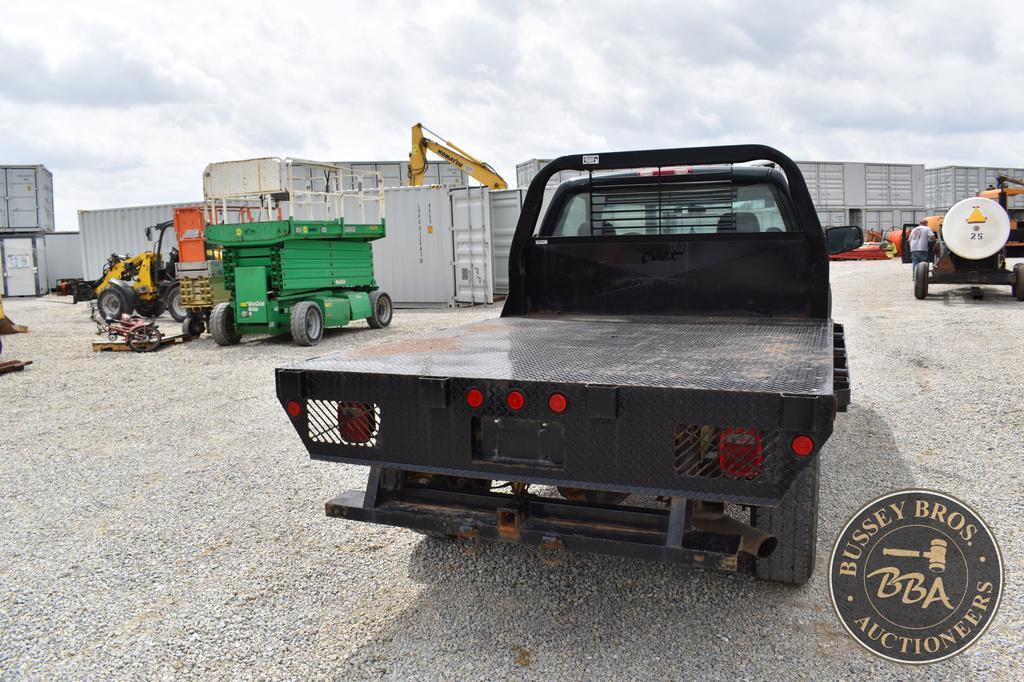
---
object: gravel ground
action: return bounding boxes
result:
[1,260,1021,679]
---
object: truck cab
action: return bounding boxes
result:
[276,145,861,585]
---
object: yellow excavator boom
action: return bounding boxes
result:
[408,123,508,190]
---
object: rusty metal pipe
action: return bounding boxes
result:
[693,513,778,559]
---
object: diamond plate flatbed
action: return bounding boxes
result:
[286,315,834,396]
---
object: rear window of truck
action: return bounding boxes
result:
[546,180,790,237]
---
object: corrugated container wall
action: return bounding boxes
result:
[333,160,467,189]
[1,234,47,296]
[1,165,55,232]
[796,162,925,208]
[78,203,193,280]
[371,186,455,307]
[449,187,494,305]
[487,189,524,295]
[42,232,83,288]
[925,166,1024,212]
[516,159,587,188]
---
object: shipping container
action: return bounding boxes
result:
[816,210,850,227]
[1,165,55,232]
[449,187,494,305]
[487,189,524,295]
[333,160,467,189]
[78,202,192,280]
[925,165,1024,212]
[1,234,47,296]
[43,231,83,289]
[797,161,924,208]
[371,186,455,308]
[371,186,519,307]
[516,159,588,188]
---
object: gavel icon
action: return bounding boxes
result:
[883,538,948,573]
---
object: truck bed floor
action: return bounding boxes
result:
[291,315,833,395]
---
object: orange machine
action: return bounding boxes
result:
[173,207,208,263]
[173,206,225,336]
[977,176,1023,256]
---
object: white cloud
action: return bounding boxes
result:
[0,0,1021,229]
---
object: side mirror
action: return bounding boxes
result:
[145,226,153,241]
[825,225,863,255]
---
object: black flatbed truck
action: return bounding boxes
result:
[276,145,862,584]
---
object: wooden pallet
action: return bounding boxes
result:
[92,332,195,353]
[0,359,32,374]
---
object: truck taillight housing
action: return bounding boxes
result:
[286,400,302,417]
[790,434,815,457]
[506,390,525,411]
[547,392,568,414]
[337,402,378,444]
[718,428,763,478]
[465,388,484,408]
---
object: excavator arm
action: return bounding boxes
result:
[408,123,507,190]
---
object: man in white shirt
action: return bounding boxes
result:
[908,220,935,279]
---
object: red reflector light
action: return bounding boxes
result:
[791,434,815,457]
[338,402,377,444]
[286,400,302,417]
[718,428,763,477]
[548,392,568,413]
[506,390,525,411]
[637,166,692,176]
[466,388,484,408]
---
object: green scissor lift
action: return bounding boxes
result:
[202,158,393,346]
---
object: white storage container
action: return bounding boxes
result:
[372,186,455,308]
[77,202,192,280]
[334,160,467,189]
[925,166,1024,212]
[43,231,84,288]
[1,165,54,232]
[1,234,47,296]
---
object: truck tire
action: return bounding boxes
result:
[751,458,819,585]
[367,291,393,329]
[163,283,187,322]
[913,262,929,299]
[290,301,324,346]
[96,287,130,320]
[1013,264,1024,301]
[210,303,242,346]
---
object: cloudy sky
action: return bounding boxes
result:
[1,1,1021,230]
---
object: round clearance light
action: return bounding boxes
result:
[791,435,815,457]
[548,392,568,414]
[506,390,526,411]
[286,400,302,417]
[465,388,485,408]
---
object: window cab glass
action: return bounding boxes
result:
[547,180,790,237]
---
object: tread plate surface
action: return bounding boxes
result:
[288,315,833,395]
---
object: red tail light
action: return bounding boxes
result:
[718,428,763,477]
[548,392,568,414]
[790,434,815,457]
[465,388,484,408]
[506,390,525,411]
[286,400,302,417]
[337,402,377,444]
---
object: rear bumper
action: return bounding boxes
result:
[328,468,774,571]
[930,270,1013,285]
